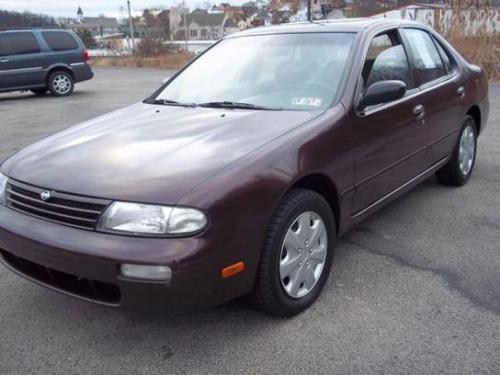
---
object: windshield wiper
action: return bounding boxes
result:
[198,101,281,110]
[149,98,197,107]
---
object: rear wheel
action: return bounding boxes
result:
[30,88,47,95]
[48,70,74,97]
[251,189,335,317]
[436,116,477,186]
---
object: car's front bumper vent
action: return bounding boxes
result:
[6,179,110,230]
[0,249,121,305]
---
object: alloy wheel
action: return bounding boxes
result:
[52,74,72,95]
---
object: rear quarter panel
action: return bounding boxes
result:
[465,64,489,133]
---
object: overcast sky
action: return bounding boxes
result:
[0,0,241,18]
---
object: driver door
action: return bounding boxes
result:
[349,29,428,214]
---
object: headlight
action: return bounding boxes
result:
[0,172,7,206]
[99,202,207,236]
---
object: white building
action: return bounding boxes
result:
[372,4,498,35]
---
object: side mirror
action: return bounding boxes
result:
[161,76,171,85]
[359,80,406,111]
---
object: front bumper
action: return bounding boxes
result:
[0,205,240,312]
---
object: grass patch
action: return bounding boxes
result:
[448,35,499,82]
[91,53,193,70]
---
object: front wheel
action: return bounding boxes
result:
[251,189,335,317]
[436,116,477,186]
[48,70,74,97]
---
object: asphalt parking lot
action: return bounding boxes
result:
[0,67,499,374]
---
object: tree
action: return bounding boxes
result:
[76,29,97,49]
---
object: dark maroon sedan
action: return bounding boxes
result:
[0,19,489,316]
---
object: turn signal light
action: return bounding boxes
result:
[221,261,245,279]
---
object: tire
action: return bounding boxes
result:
[251,188,336,317]
[436,115,477,186]
[47,70,74,97]
[30,88,47,95]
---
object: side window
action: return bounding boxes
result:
[41,31,79,51]
[433,37,453,74]
[401,28,446,85]
[362,31,412,90]
[0,32,40,56]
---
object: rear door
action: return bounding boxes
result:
[400,28,465,165]
[0,31,45,89]
[350,29,428,214]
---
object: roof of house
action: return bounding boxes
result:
[186,12,226,27]
[82,17,119,28]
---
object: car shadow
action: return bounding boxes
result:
[0,90,93,102]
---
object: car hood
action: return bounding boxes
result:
[1,102,318,204]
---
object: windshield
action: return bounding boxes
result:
[154,33,356,111]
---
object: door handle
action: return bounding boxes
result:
[413,104,425,120]
[457,86,465,97]
[0,58,8,63]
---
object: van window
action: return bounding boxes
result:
[42,31,79,51]
[0,32,41,56]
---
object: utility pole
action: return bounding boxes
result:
[182,0,188,52]
[307,0,312,21]
[127,0,135,51]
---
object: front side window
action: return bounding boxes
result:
[41,31,79,51]
[0,32,40,56]
[362,31,413,90]
[401,28,446,85]
[154,33,355,111]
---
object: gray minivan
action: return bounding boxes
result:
[0,28,93,97]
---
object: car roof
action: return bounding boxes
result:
[226,18,424,38]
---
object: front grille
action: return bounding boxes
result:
[0,249,121,305]
[6,179,110,230]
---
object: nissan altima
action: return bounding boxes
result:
[0,19,489,317]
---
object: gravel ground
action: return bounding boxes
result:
[0,67,499,374]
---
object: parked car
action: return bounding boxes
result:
[0,19,489,317]
[0,28,93,96]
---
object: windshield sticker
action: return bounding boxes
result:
[292,97,322,107]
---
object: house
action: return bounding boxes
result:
[241,2,259,18]
[249,9,272,27]
[287,0,322,22]
[63,7,120,37]
[174,11,228,40]
[210,3,245,20]
[224,18,240,35]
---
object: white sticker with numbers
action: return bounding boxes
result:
[291,97,322,107]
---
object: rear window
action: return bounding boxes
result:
[401,28,446,86]
[0,32,40,56]
[42,31,79,51]
[433,37,453,74]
